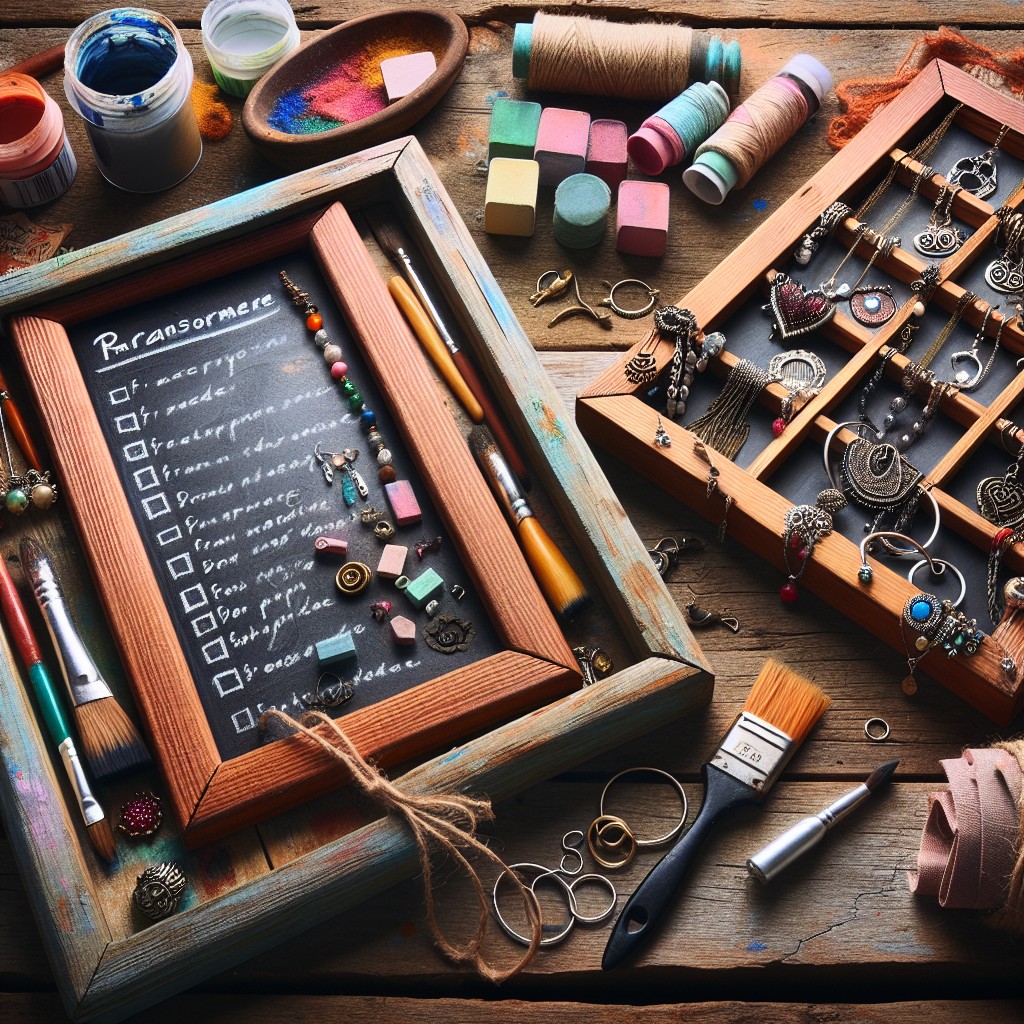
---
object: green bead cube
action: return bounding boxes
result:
[489,98,542,162]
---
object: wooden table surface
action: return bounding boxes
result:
[2,3,1023,1022]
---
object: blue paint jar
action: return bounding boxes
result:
[63,8,202,193]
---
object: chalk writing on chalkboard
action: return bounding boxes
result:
[71,250,499,760]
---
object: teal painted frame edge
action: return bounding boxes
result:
[0,136,712,1022]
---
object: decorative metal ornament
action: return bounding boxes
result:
[572,644,614,686]
[841,437,923,511]
[793,201,851,265]
[977,470,1024,528]
[946,125,1008,200]
[684,596,740,633]
[951,304,1003,391]
[335,561,372,595]
[300,672,355,710]
[653,417,672,448]
[913,184,964,258]
[646,535,703,578]
[985,208,1024,296]
[656,305,700,420]
[764,273,837,340]
[623,335,660,386]
[779,488,847,604]
[424,614,475,654]
[133,862,187,921]
[849,288,898,326]
[767,349,827,392]
[530,269,574,306]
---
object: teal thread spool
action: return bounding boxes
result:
[553,173,611,250]
[627,81,731,176]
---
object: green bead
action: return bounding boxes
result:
[5,489,29,515]
[347,392,363,412]
[341,380,357,395]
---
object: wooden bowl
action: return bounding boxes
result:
[242,8,469,170]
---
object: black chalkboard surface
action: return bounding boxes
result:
[71,249,500,760]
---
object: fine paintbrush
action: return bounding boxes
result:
[746,758,900,883]
[20,537,151,780]
[374,219,532,487]
[468,425,589,620]
[603,658,831,969]
[0,549,115,862]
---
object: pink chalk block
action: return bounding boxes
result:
[390,614,418,646]
[616,180,671,257]
[380,51,437,103]
[586,119,628,192]
[384,479,422,526]
[534,108,591,187]
[376,543,408,580]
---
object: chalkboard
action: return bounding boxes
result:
[71,248,500,760]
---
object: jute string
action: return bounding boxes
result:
[992,738,1024,932]
[262,709,542,980]
[528,12,694,101]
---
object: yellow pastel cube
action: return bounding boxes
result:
[484,158,539,237]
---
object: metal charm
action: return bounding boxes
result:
[335,561,372,595]
[646,535,703,578]
[946,125,1008,200]
[793,201,851,265]
[598,278,660,319]
[767,349,827,393]
[653,417,672,448]
[913,184,964,258]
[684,597,740,633]
[424,614,475,654]
[301,672,355,710]
[623,335,660,385]
[657,305,701,420]
[849,288,898,326]
[531,269,574,306]
[133,862,187,921]
[763,273,837,340]
[572,644,613,686]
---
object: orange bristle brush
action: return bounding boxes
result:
[603,658,831,969]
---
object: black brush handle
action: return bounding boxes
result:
[602,764,757,970]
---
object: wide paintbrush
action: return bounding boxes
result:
[603,658,831,969]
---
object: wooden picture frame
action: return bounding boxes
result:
[578,60,1024,725]
[0,137,712,1021]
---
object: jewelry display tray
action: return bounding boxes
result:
[579,60,1024,726]
[0,138,710,1022]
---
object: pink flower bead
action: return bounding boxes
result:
[331,361,348,380]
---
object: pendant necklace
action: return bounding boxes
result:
[947,123,1009,200]
[913,183,964,259]
[985,207,1024,297]
[977,420,1024,530]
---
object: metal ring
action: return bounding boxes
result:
[864,717,891,741]
[907,557,966,607]
[565,872,617,925]
[373,520,395,540]
[602,278,660,319]
[335,561,371,595]
[491,863,574,947]
[586,814,638,870]
[559,830,585,876]
[599,767,688,847]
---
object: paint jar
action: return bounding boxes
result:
[63,9,202,193]
[0,73,77,208]
[201,0,300,98]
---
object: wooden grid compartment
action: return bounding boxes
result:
[579,60,1024,725]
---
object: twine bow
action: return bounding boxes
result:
[261,709,542,981]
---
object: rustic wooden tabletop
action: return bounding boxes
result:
[2,3,1024,1023]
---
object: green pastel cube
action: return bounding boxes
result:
[405,568,444,610]
[489,98,542,162]
[315,632,356,668]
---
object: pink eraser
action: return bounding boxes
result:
[616,180,671,257]
[390,615,417,645]
[534,108,591,187]
[380,51,437,103]
[313,535,348,558]
[384,479,422,526]
[377,543,408,580]
[586,119,628,192]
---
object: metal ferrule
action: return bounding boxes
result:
[710,711,795,794]
[818,782,870,827]
[397,246,459,351]
[26,552,112,706]
[58,737,105,827]
[480,444,533,525]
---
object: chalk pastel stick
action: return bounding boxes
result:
[484,158,540,237]
[377,543,408,580]
[586,119,628,192]
[534,108,590,187]
[384,479,422,526]
[315,632,356,668]
[406,568,444,610]
[616,180,670,257]
[489,97,542,161]
[390,615,417,645]
[380,51,437,103]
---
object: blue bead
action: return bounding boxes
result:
[360,409,376,430]
[911,599,932,622]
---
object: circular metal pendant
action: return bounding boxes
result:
[912,225,964,259]
[767,349,827,392]
[335,561,371,595]
[985,256,1024,296]
[849,289,898,326]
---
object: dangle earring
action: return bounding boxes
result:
[947,124,1009,200]
[779,488,846,604]
[0,393,56,514]
[913,184,964,258]
[655,306,725,421]
[950,304,1003,392]
[977,422,1024,530]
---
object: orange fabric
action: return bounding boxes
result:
[829,27,1024,149]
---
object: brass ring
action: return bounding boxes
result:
[599,767,688,847]
[586,814,638,870]
[335,562,371,595]
[374,520,396,540]
[600,279,660,319]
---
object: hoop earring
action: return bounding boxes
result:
[598,278,660,319]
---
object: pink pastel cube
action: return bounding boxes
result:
[586,119,628,192]
[616,180,670,257]
[534,108,591,187]
[380,51,437,103]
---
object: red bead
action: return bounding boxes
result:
[780,581,799,604]
[118,791,163,838]
[993,527,1014,551]
[772,417,786,437]
[330,361,348,379]
[789,533,802,550]
[306,312,323,331]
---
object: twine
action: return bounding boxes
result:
[262,709,541,981]
[992,738,1024,932]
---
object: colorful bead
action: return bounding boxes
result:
[314,328,329,348]
[378,465,397,483]
[323,343,343,364]
[780,581,799,604]
[347,392,363,411]
[306,312,323,331]
[118,792,163,838]
[994,527,1015,550]
[330,361,348,379]
[772,417,786,437]
[361,410,377,429]
[858,565,873,584]
[4,489,28,515]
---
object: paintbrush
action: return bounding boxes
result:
[0,550,115,862]
[602,658,831,969]
[374,219,532,487]
[20,537,151,781]
[467,425,589,620]
[746,758,899,883]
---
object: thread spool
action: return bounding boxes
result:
[553,173,611,249]
[0,72,77,208]
[201,0,299,98]
[513,12,741,101]
[627,81,731,176]
[683,55,832,205]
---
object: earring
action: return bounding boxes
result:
[0,392,57,515]
[598,279,660,319]
[653,417,672,448]
[684,593,740,633]
[950,304,1002,392]
[530,269,574,306]
[857,530,933,584]
[946,124,1009,200]
[985,208,1024,296]
[779,488,846,604]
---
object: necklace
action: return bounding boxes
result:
[684,359,777,460]
[950,303,1004,391]
[914,289,976,374]
[947,123,1010,200]
[913,184,964,258]
[977,422,1024,530]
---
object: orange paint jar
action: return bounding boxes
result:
[0,72,77,208]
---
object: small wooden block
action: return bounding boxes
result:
[315,632,356,667]
[384,479,422,526]
[389,615,417,645]
[616,180,671,257]
[586,119,628,192]
[484,158,539,237]
[489,98,542,161]
[405,567,444,609]
[377,543,408,580]
[534,108,590,187]
[380,51,437,103]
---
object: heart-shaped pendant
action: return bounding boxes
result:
[977,475,1024,527]
[764,274,836,341]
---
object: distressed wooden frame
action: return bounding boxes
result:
[578,61,1024,725]
[0,137,712,1021]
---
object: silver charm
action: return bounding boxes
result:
[767,349,827,393]
[793,202,851,265]
[913,184,963,258]
[133,862,187,921]
[653,417,672,448]
[946,125,1008,200]
[656,306,701,421]
[985,254,1024,296]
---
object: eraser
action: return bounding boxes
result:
[534,108,590,187]
[553,173,611,249]
[484,158,540,237]
[377,543,408,580]
[586,119,628,192]
[384,479,422,526]
[390,615,417,645]
[380,51,437,103]
[616,180,671,257]
[315,632,356,668]
[313,535,348,558]
[489,97,542,162]
[405,567,444,609]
